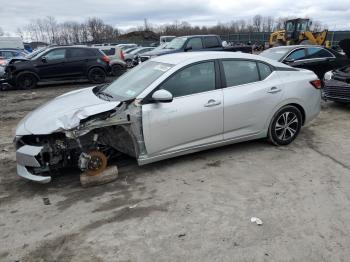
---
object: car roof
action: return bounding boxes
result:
[152,51,290,68]
[270,45,325,50]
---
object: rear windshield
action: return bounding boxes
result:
[260,47,292,61]
[103,61,173,101]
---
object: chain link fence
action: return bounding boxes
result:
[220,31,350,46]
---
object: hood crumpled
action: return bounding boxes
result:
[16,87,120,135]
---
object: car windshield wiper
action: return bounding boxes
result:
[97,90,114,101]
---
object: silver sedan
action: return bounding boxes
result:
[15,52,321,183]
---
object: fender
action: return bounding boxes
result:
[15,70,40,81]
[264,98,306,131]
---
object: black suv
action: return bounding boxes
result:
[4,46,110,89]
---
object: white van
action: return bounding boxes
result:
[0,37,24,49]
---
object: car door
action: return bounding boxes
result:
[203,36,222,51]
[66,48,95,77]
[302,47,337,79]
[36,48,67,79]
[142,61,224,156]
[185,37,204,52]
[221,60,284,139]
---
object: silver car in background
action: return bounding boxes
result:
[14,52,321,183]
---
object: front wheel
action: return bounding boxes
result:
[88,68,106,84]
[111,64,125,77]
[16,73,37,90]
[268,105,302,145]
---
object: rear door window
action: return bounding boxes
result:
[69,48,96,58]
[305,47,334,59]
[186,38,203,50]
[222,60,260,87]
[285,49,306,61]
[203,36,221,48]
[258,62,273,80]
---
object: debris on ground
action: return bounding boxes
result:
[42,197,51,205]
[80,165,118,188]
[129,204,138,209]
[178,233,186,238]
[250,217,263,225]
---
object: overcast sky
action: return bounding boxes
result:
[1,0,350,34]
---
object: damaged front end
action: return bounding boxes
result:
[15,88,146,183]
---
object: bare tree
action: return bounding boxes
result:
[253,15,263,32]
[0,27,4,36]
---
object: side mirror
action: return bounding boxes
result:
[184,46,192,52]
[152,89,173,103]
[41,56,47,63]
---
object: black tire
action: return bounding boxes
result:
[16,73,37,90]
[125,59,133,68]
[268,105,302,146]
[111,64,125,77]
[88,67,106,84]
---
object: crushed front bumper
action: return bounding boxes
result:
[16,145,51,183]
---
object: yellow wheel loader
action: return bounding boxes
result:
[269,18,329,47]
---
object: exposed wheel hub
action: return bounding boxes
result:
[85,151,108,176]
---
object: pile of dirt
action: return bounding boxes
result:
[118,30,159,41]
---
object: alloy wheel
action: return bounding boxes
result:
[275,111,298,141]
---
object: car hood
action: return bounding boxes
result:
[141,48,178,57]
[16,87,120,135]
[8,57,29,65]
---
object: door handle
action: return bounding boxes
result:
[204,99,221,107]
[267,87,281,94]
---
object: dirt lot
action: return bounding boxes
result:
[0,82,350,262]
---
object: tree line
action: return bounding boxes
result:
[16,15,325,44]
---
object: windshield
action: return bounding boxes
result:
[102,61,174,101]
[25,48,47,60]
[260,47,292,61]
[166,37,187,50]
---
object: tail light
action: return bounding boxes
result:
[101,55,110,65]
[120,50,125,60]
[310,79,322,89]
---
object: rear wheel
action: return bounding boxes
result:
[111,64,125,77]
[16,73,37,90]
[268,105,302,145]
[125,59,133,68]
[88,67,106,84]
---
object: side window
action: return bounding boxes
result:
[258,62,273,80]
[222,60,260,86]
[1,51,13,59]
[160,62,216,97]
[70,48,96,58]
[45,49,66,61]
[203,36,220,48]
[305,47,333,59]
[286,49,306,61]
[186,38,203,50]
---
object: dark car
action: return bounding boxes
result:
[138,35,252,63]
[259,45,349,80]
[4,46,110,89]
[323,65,350,104]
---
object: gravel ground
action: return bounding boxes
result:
[0,82,350,262]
